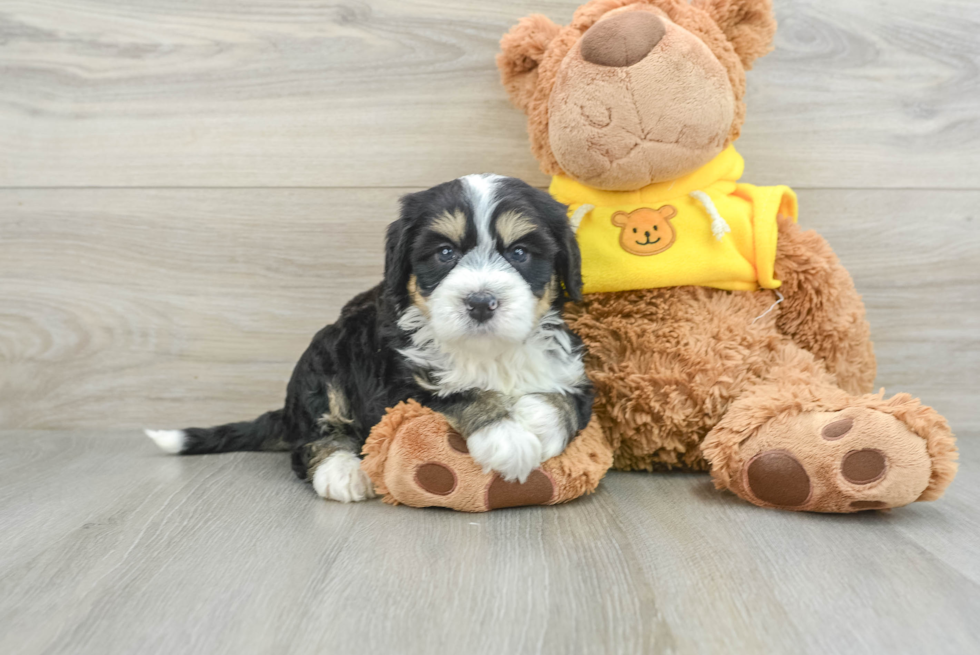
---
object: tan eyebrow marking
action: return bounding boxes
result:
[430,210,467,244]
[495,211,536,246]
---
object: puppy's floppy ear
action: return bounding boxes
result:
[497,14,561,112]
[694,0,776,69]
[384,194,420,307]
[532,190,583,303]
[557,214,584,303]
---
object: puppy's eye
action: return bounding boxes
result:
[436,246,456,264]
[507,245,529,264]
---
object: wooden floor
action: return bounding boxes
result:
[2,0,979,652]
[0,430,977,655]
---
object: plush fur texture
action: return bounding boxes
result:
[146,175,594,499]
[499,0,957,512]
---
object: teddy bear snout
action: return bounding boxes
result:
[580,11,666,68]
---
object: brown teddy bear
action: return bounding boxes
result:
[493,0,957,512]
[361,0,957,513]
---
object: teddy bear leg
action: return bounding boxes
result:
[701,352,958,513]
[773,217,877,396]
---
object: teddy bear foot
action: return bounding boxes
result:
[715,403,956,513]
[408,429,557,511]
[361,401,613,512]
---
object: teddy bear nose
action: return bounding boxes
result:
[580,11,666,67]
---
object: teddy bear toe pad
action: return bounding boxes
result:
[735,408,932,513]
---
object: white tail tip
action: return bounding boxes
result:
[144,429,187,454]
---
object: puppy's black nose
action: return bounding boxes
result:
[466,292,498,323]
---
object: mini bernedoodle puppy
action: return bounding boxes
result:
[147,175,594,502]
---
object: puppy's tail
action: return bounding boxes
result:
[144,409,291,455]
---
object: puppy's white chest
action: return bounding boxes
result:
[443,341,581,397]
[399,308,585,397]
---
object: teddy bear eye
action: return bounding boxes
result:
[632,227,637,233]
[653,225,658,231]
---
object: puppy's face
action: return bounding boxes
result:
[386,175,581,347]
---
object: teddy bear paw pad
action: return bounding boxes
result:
[415,462,457,496]
[486,470,555,510]
[745,450,811,507]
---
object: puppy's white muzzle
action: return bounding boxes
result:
[428,249,536,346]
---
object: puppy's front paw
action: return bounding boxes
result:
[511,395,569,461]
[312,451,376,503]
[467,419,543,483]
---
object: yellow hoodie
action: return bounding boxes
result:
[550,146,798,295]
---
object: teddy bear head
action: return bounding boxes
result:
[497,0,776,191]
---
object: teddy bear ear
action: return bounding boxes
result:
[611,211,629,227]
[694,0,777,69]
[497,14,561,112]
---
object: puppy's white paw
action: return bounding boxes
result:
[144,429,187,454]
[311,451,376,503]
[511,395,569,461]
[467,418,543,483]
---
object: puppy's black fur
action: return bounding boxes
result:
[169,176,593,491]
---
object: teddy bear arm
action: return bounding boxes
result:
[773,217,876,396]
